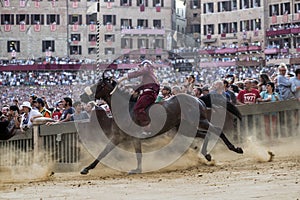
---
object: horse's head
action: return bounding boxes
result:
[80,76,117,103]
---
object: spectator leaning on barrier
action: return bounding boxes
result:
[257,82,279,103]
[290,68,300,100]
[277,63,294,100]
[59,97,75,122]
[19,101,42,132]
[52,101,63,121]
[36,98,52,118]
[156,86,172,103]
[237,79,261,105]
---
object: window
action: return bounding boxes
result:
[7,41,20,52]
[42,40,55,52]
[204,3,214,14]
[281,2,290,15]
[46,14,60,25]
[121,0,132,6]
[153,0,163,7]
[89,34,97,42]
[70,46,82,55]
[103,15,116,25]
[190,0,200,9]
[105,34,115,42]
[204,24,214,35]
[295,3,300,13]
[88,48,97,54]
[71,34,81,41]
[269,4,279,16]
[137,0,148,6]
[153,20,161,28]
[191,24,200,33]
[154,38,164,48]
[86,13,97,25]
[1,14,14,25]
[137,19,148,28]
[218,1,231,12]
[105,48,115,55]
[121,19,132,29]
[31,14,44,25]
[69,15,82,25]
[104,0,114,2]
[16,14,29,25]
[121,38,133,48]
[138,39,149,48]
[240,0,249,9]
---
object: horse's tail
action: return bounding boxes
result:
[226,101,242,121]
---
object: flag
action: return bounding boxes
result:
[282,12,288,23]
[173,31,177,42]
[20,0,25,7]
[4,24,11,32]
[272,15,277,24]
[4,0,10,7]
[34,24,41,32]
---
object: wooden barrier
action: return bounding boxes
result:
[0,100,299,168]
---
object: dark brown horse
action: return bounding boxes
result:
[79,77,243,174]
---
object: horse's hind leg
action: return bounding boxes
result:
[128,138,142,174]
[80,138,120,175]
[219,132,243,154]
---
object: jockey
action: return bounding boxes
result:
[117,60,160,134]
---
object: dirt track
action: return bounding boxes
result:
[1,137,300,200]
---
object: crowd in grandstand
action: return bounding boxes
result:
[0,58,299,137]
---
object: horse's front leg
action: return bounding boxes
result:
[219,132,243,154]
[80,138,120,175]
[128,138,142,174]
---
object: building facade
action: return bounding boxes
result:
[0,0,173,62]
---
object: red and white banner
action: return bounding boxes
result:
[20,0,25,7]
[34,24,41,32]
[35,0,40,8]
[107,2,112,8]
[4,0,10,7]
[4,24,11,32]
[50,24,57,31]
[20,24,26,32]
[73,1,78,8]
[106,24,113,31]
[140,4,145,12]
[73,24,79,31]
[156,5,161,12]
[90,24,96,32]
[282,13,288,23]
[272,15,277,24]
[11,51,16,58]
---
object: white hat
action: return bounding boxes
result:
[141,60,152,66]
[20,101,32,110]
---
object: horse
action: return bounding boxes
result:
[79,76,244,174]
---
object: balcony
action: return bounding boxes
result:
[121,28,165,35]
[291,27,300,34]
[215,48,237,54]
[248,46,261,51]
[198,49,215,55]
[237,46,248,52]
[264,48,280,54]
[266,29,291,37]
[199,61,236,68]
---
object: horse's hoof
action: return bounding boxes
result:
[80,168,89,175]
[128,169,141,175]
[205,154,212,162]
[236,147,243,154]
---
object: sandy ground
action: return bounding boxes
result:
[1,137,300,200]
